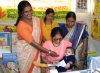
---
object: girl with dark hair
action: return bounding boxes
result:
[60,11,88,69]
[41,27,72,73]
[43,8,59,41]
[15,1,58,73]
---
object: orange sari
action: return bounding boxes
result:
[16,17,42,73]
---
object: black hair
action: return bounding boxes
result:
[44,8,55,22]
[67,47,75,54]
[65,11,76,21]
[51,27,64,38]
[14,1,32,26]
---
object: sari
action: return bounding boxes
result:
[16,17,42,73]
[43,22,59,40]
[63,23,88,69]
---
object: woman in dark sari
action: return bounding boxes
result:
[60,11,88,69]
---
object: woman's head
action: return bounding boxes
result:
[15,1,32,26]
[51,27,63,44]
[65,11,76,28]
[44,8,55,22]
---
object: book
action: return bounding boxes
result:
[11,32,18,53]
[0,32,11,58]
[2,53,20,73]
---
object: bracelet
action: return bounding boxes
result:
[48,50,51,55]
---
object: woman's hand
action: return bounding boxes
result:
[49,50,59,57]
[77,21,87,25]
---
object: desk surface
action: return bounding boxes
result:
[90,56,100,69]
[59,68,100,73]
[92,56,100,61]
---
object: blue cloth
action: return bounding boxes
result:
[60,24,88,39]
[56,55,75,72]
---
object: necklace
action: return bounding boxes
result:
[52,43,60,47]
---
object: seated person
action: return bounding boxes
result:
[33,47,76,72]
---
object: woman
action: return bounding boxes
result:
[43,8,59,41]
[60,11,88,69]
[14,1,58,73]
[41,27,72,73]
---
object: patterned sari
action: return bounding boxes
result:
[16,17,42,73]
[64,23,87,68]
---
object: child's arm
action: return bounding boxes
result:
[65,61,74,69]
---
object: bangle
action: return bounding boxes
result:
[48,50,51,55]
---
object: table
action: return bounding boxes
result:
[89,56,100,69]
[59,68,100,73]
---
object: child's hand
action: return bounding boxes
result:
[53,60,59,65]
[65,63,70,69]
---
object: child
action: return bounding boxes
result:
[55,47,75,72]
[33,47,76,72]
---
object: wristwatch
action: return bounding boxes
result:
[48,50,51,55]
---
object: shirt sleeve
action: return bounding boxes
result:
[81,29,88,39]
[67,55,76,64]
[17,24,34,43]
[64,40,72,47]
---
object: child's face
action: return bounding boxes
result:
[65,49,73,56]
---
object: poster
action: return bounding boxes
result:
[91,18,100,40]
[92,0,100,17]
[75,0,88,13]
[0,32,11,57]
[0,0,71,21]
[11,32,18,53]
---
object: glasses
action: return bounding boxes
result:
[53,38,62,41]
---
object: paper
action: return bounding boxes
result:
[47,60,66,67]
[56,60,66,67]
[50,69,58,73]
[47,64,56,67]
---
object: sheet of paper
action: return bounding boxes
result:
[47,60,66,67]
[50,69,58,73]
[47,64,56,67]
[56,60,66,67]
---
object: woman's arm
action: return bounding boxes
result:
[42,36,46,43]
[82,38,88,54]
[30,41,58,57]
